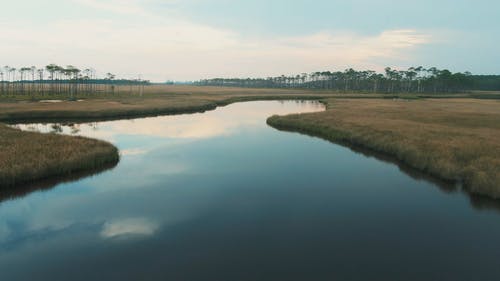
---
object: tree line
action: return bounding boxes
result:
[0,64,149,97]
[470,75,500,91]
[196,67,499,93]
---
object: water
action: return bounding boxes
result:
[2,101,500,281]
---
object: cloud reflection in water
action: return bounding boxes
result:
[101,218,159,239]
[13,101,324,143]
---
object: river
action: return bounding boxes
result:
[2,101,500,281]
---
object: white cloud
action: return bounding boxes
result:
[73,0,152,16]
[0,0,432,81]
[15,101,324,142]
[0,221,12,241]
[101,218,159,239]
[120,148,149,156]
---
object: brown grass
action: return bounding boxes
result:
[1,85,457,122]
[268,98,500,198]
[0,124,119,187]
[0,86,339,122]
[1,86,498,197]
[0,85,352,189]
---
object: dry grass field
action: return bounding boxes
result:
[0,84,482,123]
[0,86,342,122]
[1,85,499,198]
[268,98,500,198]
[0,124,119,187]
[0,86,343,189]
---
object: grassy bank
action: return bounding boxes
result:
[268,98,500,198]
[2,85,496,123]
[0,124,119,188]
[0,86,341,190]
[0,86,384,123]
[2,86,499,198]
[0,86,329,189]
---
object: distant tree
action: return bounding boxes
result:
[195,66,487,94]
[0,69,4,96]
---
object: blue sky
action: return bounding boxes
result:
[1,0,498,81]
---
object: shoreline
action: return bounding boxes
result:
[0,95,325,192]
[267,98,500,199]
[0,95,328,124]
[2,90,498,200]
[0,124,120,189]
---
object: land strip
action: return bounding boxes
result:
[267,98,500,198]
[0,124,119,188]
[1,86,499,199]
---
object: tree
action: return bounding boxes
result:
[37,68,44,95]
[106,72,116,94]
[405,67,418,92]
[194,66,482,94]
[0,63,147,96]
[45,64,58,95]
[20,67,32,95]
[0,69,4,96]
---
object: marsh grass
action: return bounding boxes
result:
[0,91,321,123]
[0,161,118,203]
[268,98,500,198]
[1,85,499,196]
[0,86,336,189]
[0,124,119,188]
[2,85,495,123]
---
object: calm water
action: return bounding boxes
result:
[2,101,500,281]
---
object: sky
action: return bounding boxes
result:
[0,0,499,82]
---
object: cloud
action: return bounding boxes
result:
[73,0,152,16]
[101,218,159,239]
[120,148,149,156]
[14,101,324,142]
[0,0,433,81]
[0,221,12,241]
[247,29,431,74]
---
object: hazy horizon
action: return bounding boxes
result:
[1,0,499,82]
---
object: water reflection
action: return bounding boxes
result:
[9,99,500,220]
[101,218,159,239]
[13,100,325,142]
[2,100,500,281]
[0,162,118,204]
[468,193,500,214]
[2,101,326,246]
